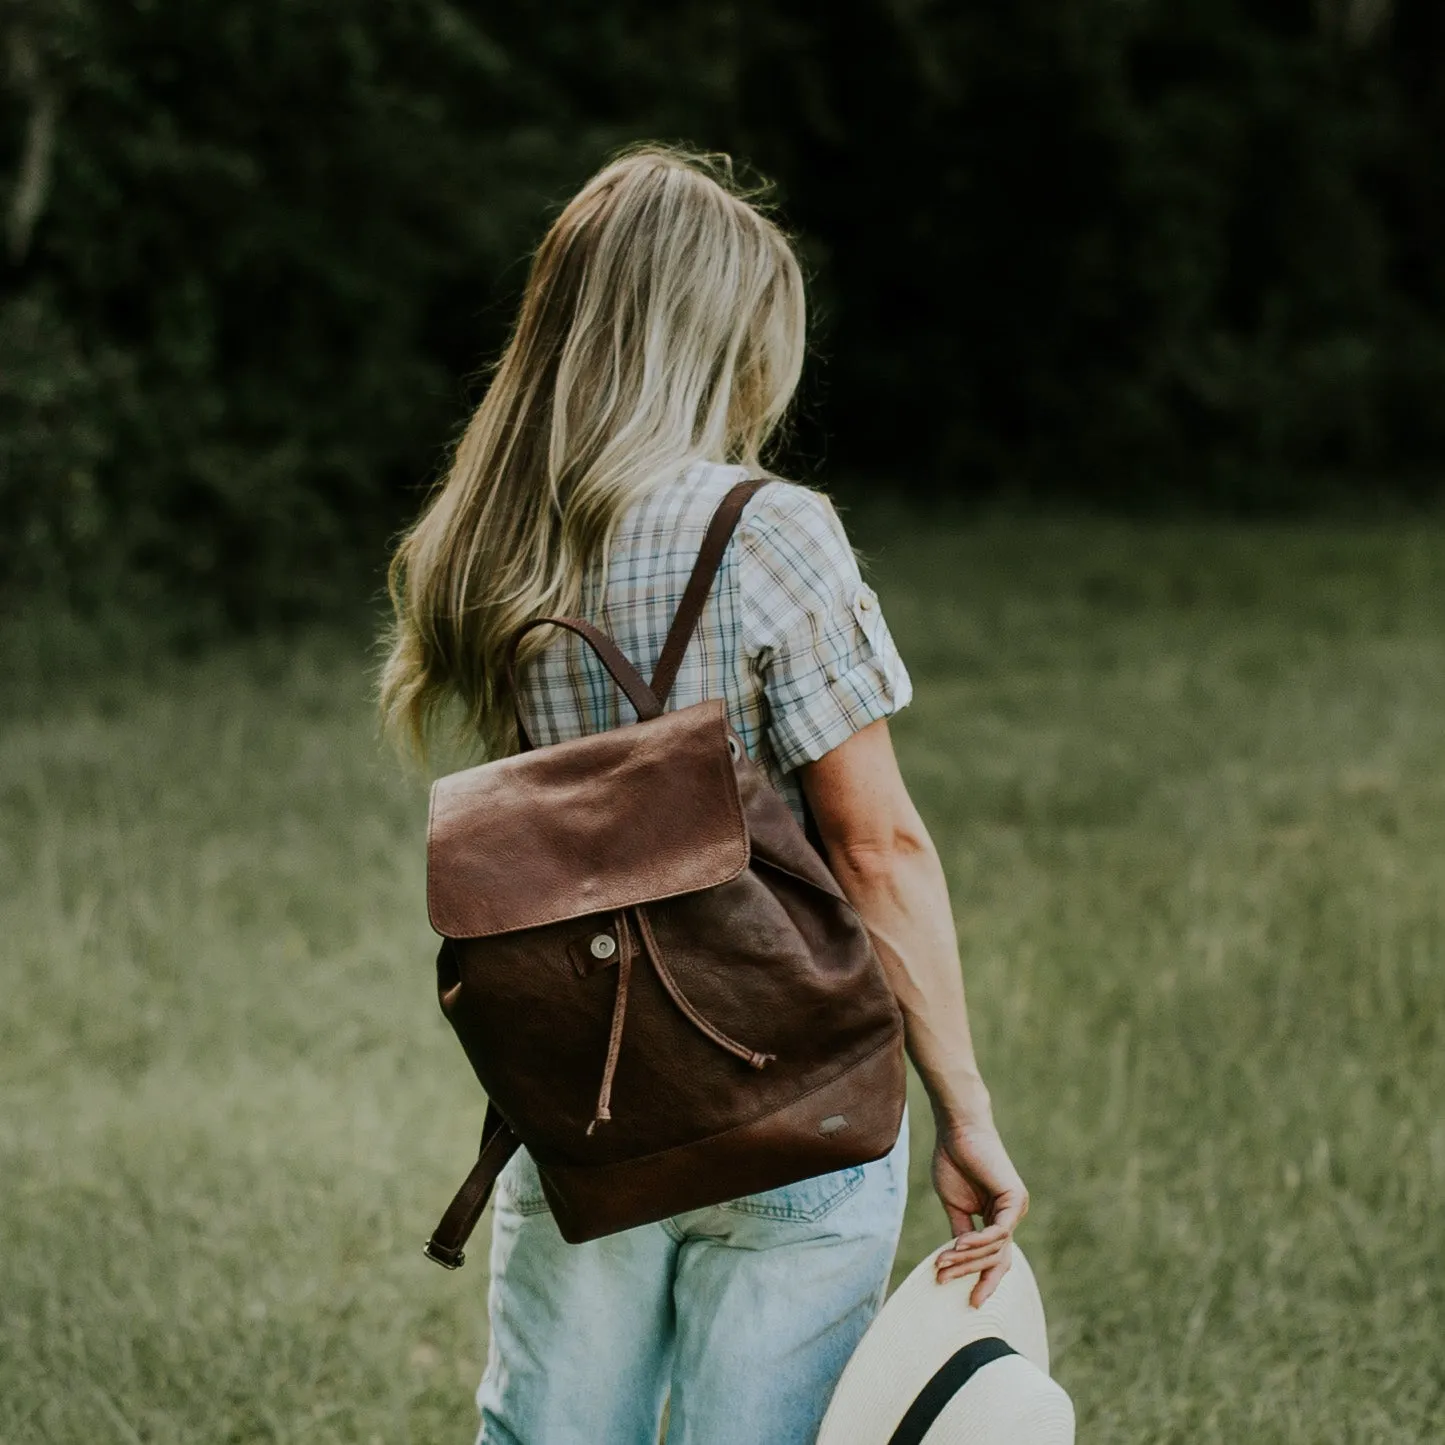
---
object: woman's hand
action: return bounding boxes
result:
[931,1116,1029,1306]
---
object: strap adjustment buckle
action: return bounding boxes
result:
[422,1237,466,1270]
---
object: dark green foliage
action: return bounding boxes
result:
[741,0,1445,502]
[1,1,614,620]
[2,1,1443,618]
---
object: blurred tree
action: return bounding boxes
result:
[733,0,1445,504]
[1,0,1441,620]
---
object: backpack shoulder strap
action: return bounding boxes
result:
[423,1096,519,1269]
[649,477,771,708]
[505,476,771,748]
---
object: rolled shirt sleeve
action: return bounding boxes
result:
[739,482,913,774]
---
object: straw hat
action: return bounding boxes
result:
[817,1244,1075,1444]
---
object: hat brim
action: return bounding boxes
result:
[817,1243,1067,1444]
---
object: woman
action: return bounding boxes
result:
[381,146,1028,1445]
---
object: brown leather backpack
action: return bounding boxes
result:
[423,479,906,1267]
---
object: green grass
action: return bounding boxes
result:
[3,514,1443,1443]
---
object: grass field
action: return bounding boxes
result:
[3,513,1443,1443]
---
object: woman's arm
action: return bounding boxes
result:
[799,716,1029,1305]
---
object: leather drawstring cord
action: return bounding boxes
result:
[587,909,632,1135]
[586,904,775,1136]
[633,905,775,1070]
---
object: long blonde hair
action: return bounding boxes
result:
[379,145,807,760]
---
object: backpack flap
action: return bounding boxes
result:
[427,698,749,939]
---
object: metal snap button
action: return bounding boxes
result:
[589,933,617,960]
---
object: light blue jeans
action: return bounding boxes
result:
[475,1109,910,1445]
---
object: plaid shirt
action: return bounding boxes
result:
[517,461,913,830]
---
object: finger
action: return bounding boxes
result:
[935,1242,1008,1284]
[968,1246,1014,1308]
[945,1220,1010,1253]
[937,1222,1012,1266]
[942,1206,984,1241]
[989,1191,1028,1236]
[935,1243,1007,1276]
[935,1252,1005,1282]
[937,1247,1006,1280]
[937,1233,1014,1280]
